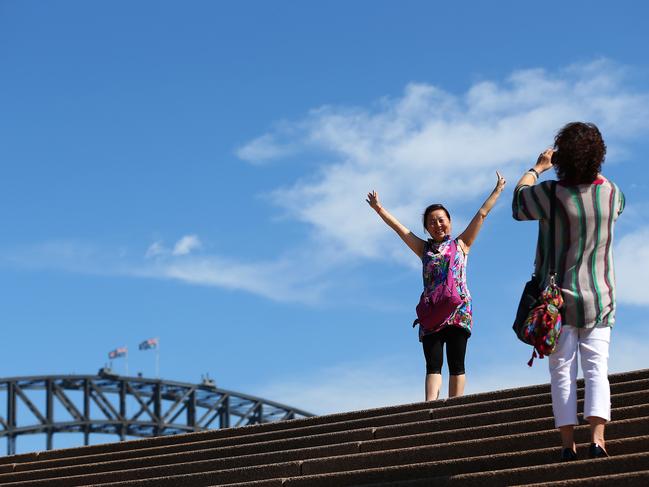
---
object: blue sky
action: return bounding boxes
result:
[2,0,649,452]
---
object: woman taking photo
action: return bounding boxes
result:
[512,122,625,460]
[367,172,506,401]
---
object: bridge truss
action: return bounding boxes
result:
[0,373,313,455]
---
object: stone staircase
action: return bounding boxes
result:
[0,369,647,486]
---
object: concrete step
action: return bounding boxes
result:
[299,433,649,478]
[280,450,649,487]
[0,429,374,475]
[216,470,649,487]
[0,369,645,487]
[70,437,649,487]
[0,388,645,485]
[1,416,646,486]
[2,387,645,481]
[0,428,371,484]
[302,432,649,475]
[362,444,649,487]
[2,379,645,478]
[360,415,649,459]
[440,451,649,486]
[370,401,647,448]
[359,467,649,487]
[516,470,649,486]
[0,369,645,468]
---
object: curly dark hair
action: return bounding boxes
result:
[552,122,606,184]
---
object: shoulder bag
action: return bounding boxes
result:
[413,239,463,332]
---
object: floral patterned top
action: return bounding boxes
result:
[419,236,473,339]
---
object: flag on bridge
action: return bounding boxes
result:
[108,347,127,359]
[139,338,159,351]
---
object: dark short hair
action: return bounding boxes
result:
[553,122,606,184]
[422,204,451,230]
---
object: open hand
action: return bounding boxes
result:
[366,190,382,211]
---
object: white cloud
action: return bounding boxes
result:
[2,241,117,275]
[5,61,649,306]
[615,226,649,305]
[256,352,557,415]
[236,134,296,164]
[609,328,649,372]
[172,235,202,256]
[257,357,422,415]
[239,60,649,264]
[1,239,326,305]
[141,252,326,304]
[145,241,166,259]
[257,355,557,415]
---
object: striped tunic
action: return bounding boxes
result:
[512,178,625,328]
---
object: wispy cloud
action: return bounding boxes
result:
[144,241,166,259]
[257,357,422,414]
[238,59,649,264]
[141,252,326,303]
[145,235,203,259]
[172,235,202,256]
[609,328,649,372]
[236,134,297,164]
[1,238,326,304]
[3,240,122,276]
[5,61,649,305]
[256,356,552,415]
[615,225,649,306]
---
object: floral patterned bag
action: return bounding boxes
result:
[520,278,563,366]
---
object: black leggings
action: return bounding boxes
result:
[422,326,469,376]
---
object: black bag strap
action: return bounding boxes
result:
[548,181,557,284]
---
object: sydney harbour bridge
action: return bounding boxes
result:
[0,369,313,455]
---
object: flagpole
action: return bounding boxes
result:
[125,350,129,376]
[156,340,160,378]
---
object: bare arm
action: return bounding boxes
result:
[515,148,554,188]
[458,172,506,251]
[366,190,426,258]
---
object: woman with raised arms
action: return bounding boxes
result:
[367,172,506,400]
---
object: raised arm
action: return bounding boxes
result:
[366,190,426,258]
[512,148,555,221]
[515,148,554,189]
[457,172,506,252]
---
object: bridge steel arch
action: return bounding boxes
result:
[0,373,314,455]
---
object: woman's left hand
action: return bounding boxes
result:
[495,171,506,192]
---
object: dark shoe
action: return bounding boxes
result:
[561,448,577,462]
[589,443,609,458]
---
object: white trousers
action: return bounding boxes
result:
[548,325,611,428]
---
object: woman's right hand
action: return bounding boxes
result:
[535,148,554,173]
[366,190,382,211]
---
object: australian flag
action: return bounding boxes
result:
[108,347,127,359]
[139,338,159,351]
